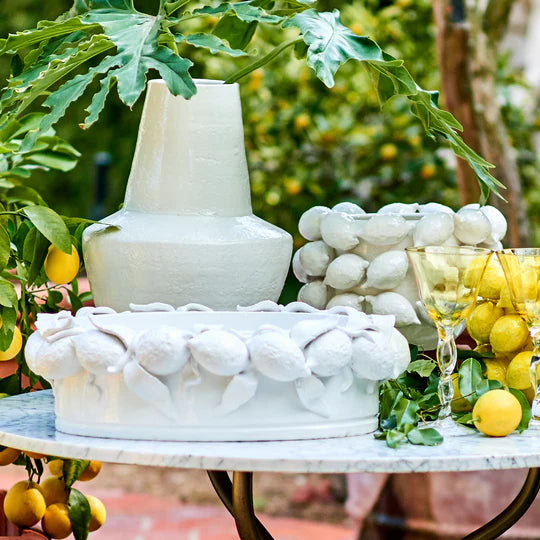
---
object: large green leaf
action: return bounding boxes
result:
[182,33,249,57]
[68,488,91,540]
[82,1,196,106]
[22,205,72,254]
[195,2,284,24]
[0,18,97,55]
[285,9,504,198]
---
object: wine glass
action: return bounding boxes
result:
[497,249,540,428]
[406,246,492,434]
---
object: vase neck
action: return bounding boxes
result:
[123,80,252,217]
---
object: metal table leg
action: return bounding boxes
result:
[463,467,540,540]
[207,470,274,540]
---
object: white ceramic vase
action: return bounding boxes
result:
[83,80,292,311]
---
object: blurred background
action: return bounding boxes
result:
[0,0,538,251]
[0,1,539,538]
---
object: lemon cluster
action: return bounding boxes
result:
[466,257,537,400]
[0,449,105,538]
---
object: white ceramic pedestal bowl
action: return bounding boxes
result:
[25,303,411,442]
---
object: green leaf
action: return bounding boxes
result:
[285,9,503,199]
[0,373,20,395]
[459,358,484,405]
[63,459,90,488]
[25,228,49,285]
[385,429,407,448]
[454,412,475,425]
[83,3,196,106]
[7,35,116,120]
[21,55,122,152]
[284,9,402,88]
[407,359,436,378]
[508,388,532,433]
[407,427,443,446]
[164,0,192,16]
[80,71,117,128]
[68,487,91,540]
[22,206,71,254]
[183,33,249,56]
[393,397,419,428]
[0,17,97,54]
[195,2,283,24]
[213,15,258,50]
[0,279,17,308]
[0,227,11,274]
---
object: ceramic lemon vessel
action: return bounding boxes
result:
[83,80,292,311]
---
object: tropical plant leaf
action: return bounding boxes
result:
[285,8,504,198]
[183,33,249,56]
[82,1,196,106]
[0,17,97,55]
[195,2,284,24]
[21,55,122,151]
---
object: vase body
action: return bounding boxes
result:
[83,80,292,311]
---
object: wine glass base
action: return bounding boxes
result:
[527,418,540,431]
[432,416,474,437]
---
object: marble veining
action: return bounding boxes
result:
[0,391,538,474]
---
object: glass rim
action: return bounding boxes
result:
[498,248,540,255]
[405,246,492,255]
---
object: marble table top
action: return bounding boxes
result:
[0,391,538,474]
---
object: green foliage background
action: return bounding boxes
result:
[0,0,537,252]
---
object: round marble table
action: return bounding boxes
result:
[0,391,538,540]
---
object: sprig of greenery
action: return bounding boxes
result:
[378,350,532,449]
[0,0,503,199]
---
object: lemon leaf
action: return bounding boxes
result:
[63,459,90,488]
[407,427,443,446]
[68,488,91,540]
[508,388,532,433]
[0,279,17,308]
[22,205,71,254]
[385,429,407,448]
[458,358,484,406]
[406,359,436,378]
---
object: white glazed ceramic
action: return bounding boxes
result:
[25,302,411,442]
[83,80,292,311]
[295,204,508,350]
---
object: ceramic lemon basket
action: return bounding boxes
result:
[293,202,508,350]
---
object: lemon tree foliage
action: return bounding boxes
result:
[0,0,501,199]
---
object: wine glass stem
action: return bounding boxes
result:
[437,326,457,421]
[531,331,540,421]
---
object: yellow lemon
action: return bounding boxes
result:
[44,245,80,285]
[78,460,102,482]
[463,256,489,289]
[451,373,472,412]
[40,476,68,506]
[4,480,46,528]
[506,351,540,390]
[466,301,503,344]
[41,503,72,539]
[0,447,20,466]
[380,143,398,161]
[48,459,64,477]
[473,389,522,437]
[489,315,529,353]
[478,259,506,299]
[86,495,106,532]
[0,327,22,361]
[483,358,507,385]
